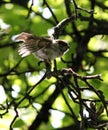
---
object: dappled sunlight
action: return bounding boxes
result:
[0,0,108,129]
[12,85,21,98]
[0,85,6,103]
[50,110,65,128]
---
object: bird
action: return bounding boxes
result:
[13,32,69,67]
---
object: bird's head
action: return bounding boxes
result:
[53,39,70,53]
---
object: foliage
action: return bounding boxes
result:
[0,0,108,130]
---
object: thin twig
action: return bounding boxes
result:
[17,72,47,107]
[26,0,34,18]
[74,77,84,130]
[0,58,23,77]
[10,106,19,130]
[43,0,58,24]
[71,0,94,15]
[61,68,103,81]
[9,71,47,129]
[84,80,108,116]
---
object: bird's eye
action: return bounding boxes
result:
[59,41,69,48]
[58,41,69,52]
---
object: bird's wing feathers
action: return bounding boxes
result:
[18,43,31,57]
[18,37,52,57]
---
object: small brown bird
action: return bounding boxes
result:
[13,32,69,64]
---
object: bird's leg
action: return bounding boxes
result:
[45,61,52,79]
[38,60,51,72]
[44,60,51,72]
